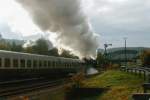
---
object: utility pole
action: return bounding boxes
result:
[124,37,127,67]
[104,43,112,58]
[104,43,112,70]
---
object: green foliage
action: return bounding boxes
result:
[0,40,12,50]
[71,72,85,88]
[64,72,85,99]
[24,38,58,55]
[24,38,78,58]
[0,38,79,58]
[60,49,79,59]
[0,43,10,50]
[96,52,105,67]
[96,52,110,68]
[32,38,49,55]
[48,47,59,56]
[24,39,60,56]
[24,46,34,53]
[10,42,23,52]
[0,40,23,52]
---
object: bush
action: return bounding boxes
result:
[140,50,150,67]
[71,72,85,88]
[111,64,120,69]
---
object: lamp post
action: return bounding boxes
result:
[124,37,127,67]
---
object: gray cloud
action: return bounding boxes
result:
[83,0,150,47]
[16,0,100,57]
[0,21,23,39]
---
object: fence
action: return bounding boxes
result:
[121,66,150,100]
[121,66,150,82]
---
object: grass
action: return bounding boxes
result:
[83,70,145,100]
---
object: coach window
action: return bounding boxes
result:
[55,62,57,67]
[27,60,32,68]
[64,63,65,67]
[70,62,72,68]
[52,61,54,68]
[13,59,18,67]
[44,61,47,67]
[20,59,25,68]
[67,63,69,68]
[75,63,77,66]
[33,60,37,68]
[39,61,42,68]
[54,61,56,67]
[5,58,11,67]
[55,62,57,68]
[66,63,68,68]
[57,61,59,67]
[53,61,55,68]
[48,61,51,68]
[58,61,61,67]
[76,62,78,67]
[63,62,65,68]
[63,62,65,67]
[0,58,1,67]
[72,62,74,67]
[65,63,67,68]
[70,63,72,67]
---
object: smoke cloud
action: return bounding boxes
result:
[16,0,100,57]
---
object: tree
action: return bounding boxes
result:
[0,42,11,50]
[48,48,59,56]
[96,52,105,67]
[60,49,79,59]
[140,50,150,67]
[10,42,23,52]
[24,46,35,53]
[33,38,49,55]
[24,38,49,55]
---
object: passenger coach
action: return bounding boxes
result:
[0,50,85,79]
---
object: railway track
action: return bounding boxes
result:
[0,78,69,97]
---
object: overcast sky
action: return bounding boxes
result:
[0,0,150,48]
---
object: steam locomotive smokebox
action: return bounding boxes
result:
[66,87,107,99]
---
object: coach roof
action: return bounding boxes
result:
[0,50,82,62]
